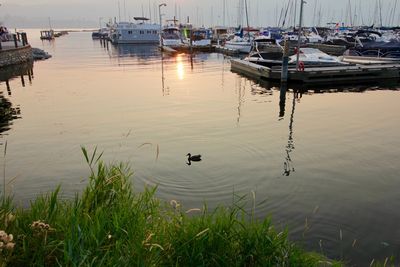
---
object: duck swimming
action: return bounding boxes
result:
[187,153,202,161]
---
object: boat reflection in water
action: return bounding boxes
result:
[235,73,400,179]
[0,61,34,135]
[108,44,160,60]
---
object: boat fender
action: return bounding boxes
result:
[299,61,305,71]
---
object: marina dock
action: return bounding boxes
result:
[230,59,400,85]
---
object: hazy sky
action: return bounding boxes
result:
[1,0,399,28]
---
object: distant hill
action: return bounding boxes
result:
[1,15,97,29]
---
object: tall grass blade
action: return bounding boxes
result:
[81,146,89,164]
[3,140,7,198]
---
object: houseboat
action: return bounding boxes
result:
[110,17,160,44]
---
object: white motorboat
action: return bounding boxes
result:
[289,48,347,66]
[245,46,347,67]
[161,26,184,47]
[224,36,252,53]
[182,28,212,47]
[244,36,284,67]
[110,17,160,44]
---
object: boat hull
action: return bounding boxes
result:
[224,41,252,53]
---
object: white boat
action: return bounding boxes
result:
[244,36,283,67]
[245,46,347,67]
[182,28,212,47]
[289,48,347,65]
[224,36,252,53]
[110,17,160,44]
[161,26,184,47]
[212,26,229,43]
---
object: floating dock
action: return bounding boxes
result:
[341,55,400,64]
[230,59,400,85]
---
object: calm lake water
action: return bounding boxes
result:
[1,30,400,265]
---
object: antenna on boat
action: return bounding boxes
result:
[118,1,121,22]
[158,3,167,47]
[48,17,52,30]
[223,0,226,26]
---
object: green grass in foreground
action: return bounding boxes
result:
[1,150,341,266]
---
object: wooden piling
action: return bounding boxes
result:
[279,82,287,117]
[21,32,28,45]
[281,39,290,83]
[13,34,18,48]
[280,39,290,106]
[21,75,25,87]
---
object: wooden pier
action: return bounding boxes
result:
[230,59,400,85]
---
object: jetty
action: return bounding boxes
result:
[0,32,32,68]
[230,59,400,85]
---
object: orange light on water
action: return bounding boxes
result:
[176,54,185,80]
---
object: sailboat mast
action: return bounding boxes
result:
[293,0,297,29]
[313,0,317,26]
[244,0,250,38]
[48,17,52,30]
[348,0,353,26]
[118,1,121,22]
[296,0,304,70]
[148,0,152,23]
[391,0,398,25]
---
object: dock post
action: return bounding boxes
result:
[21,32,28,45]
[279,83,287,118]
[280,38,290,109]
[13,34,18,48]
[189,30,193,55]
[21,75,25,87]
[281,39,290,83]
[28,68,32,83]
[6,80,11,92]
[0,41,2,50]
[21,33,26,46]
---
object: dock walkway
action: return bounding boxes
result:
[231,59,400,85]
